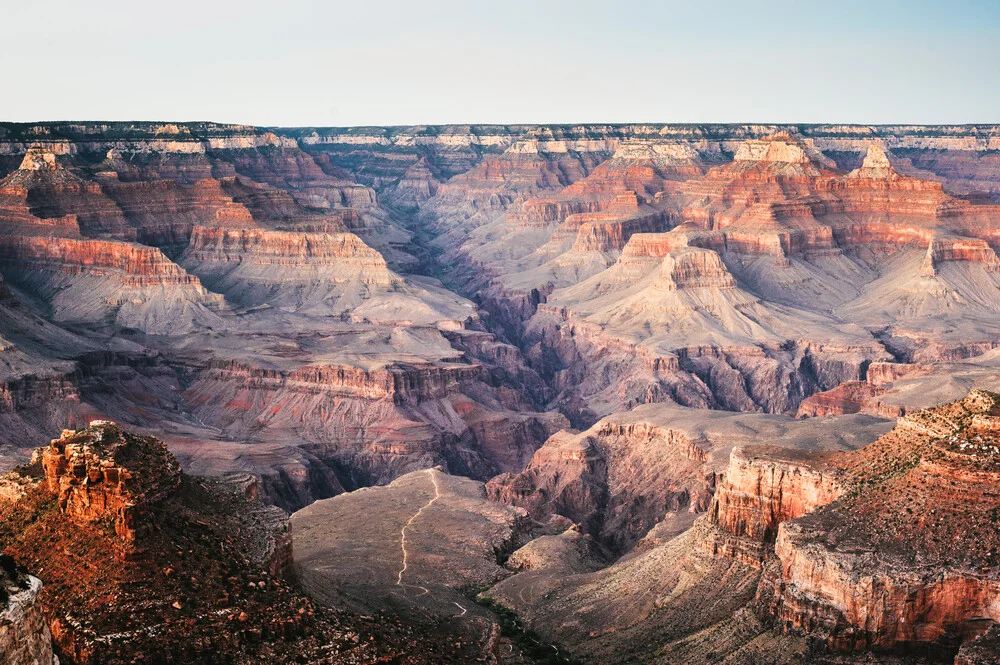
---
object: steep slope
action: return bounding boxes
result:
[1,554,57,665]
[526,239,885,422]
[488,403,892,554]
[0,149,227,334]
[501,137,1000,423]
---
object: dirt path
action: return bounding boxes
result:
[396,469,442,588]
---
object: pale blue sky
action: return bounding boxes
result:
[5,0,999,126]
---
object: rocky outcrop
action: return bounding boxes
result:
[40,421,181,545]
[488,392,1000,663]
[569,210,672,253]
[920,235,1000,277]
[488,417,712,553]
[795,380,883,417]
[489,404,890,555]
[0,421,458,664]
[865,360,927,387]
[655,247,738,290]
[380,158,441,211]
[0,148,133,238]
[770,521,1000,651]
[956,625,1000,665]
[0,556,56,665]
[708,446,841,543]
[759,391,1000,653]
[18,146,59,171]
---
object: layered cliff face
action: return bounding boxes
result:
[487,422,707,555]
[485,392,1000,664]
[0,132,562,513]
[180,227,395,308]
[183,356,566,491]
[5,124,1000,449]
[523,239,886,423]
[0,236,226,334]
[416,136,615,299]
[6,122,1000,664]
[97,175,257,249]
[470,136,1000,422]
[180,227,477,323]
[708,446,842,545]
[487,404,890,555]
[690,390,1000,657]
[1,147,134,238]
[761,391,1000,653]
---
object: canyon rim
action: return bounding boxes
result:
[5,1,1000,663]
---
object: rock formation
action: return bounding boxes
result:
[40,421,181,545]
[0,554,57,665]
[483,392,1000,663]
[761,391,1000,653]
[488,403,890,554]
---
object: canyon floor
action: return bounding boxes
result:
[4,122,1000,663]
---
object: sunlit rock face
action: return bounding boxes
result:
[41,421,181,546]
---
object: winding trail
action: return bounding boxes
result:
[396,469,442,587]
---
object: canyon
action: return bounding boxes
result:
[5,121,1000,663]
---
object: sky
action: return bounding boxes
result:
[5,0,1000,127]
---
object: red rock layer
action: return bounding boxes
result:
[570,210,672,253]
[520,139,708,227]
[195,358,482,407]
[865,360,927,387]
[655,247,738,290]
[708,446,842,544]
[707,391,1000,655]
[0,236,211,288]
[1,421,456,664]
[0,176,81,236]
[185,227,390,277]
[920,235,1000,276]
[795,380,883,417]
[99,176,255,246]
[40,421,181,545]
[0,153,132,238]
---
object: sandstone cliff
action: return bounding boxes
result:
[40,421,181,546]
